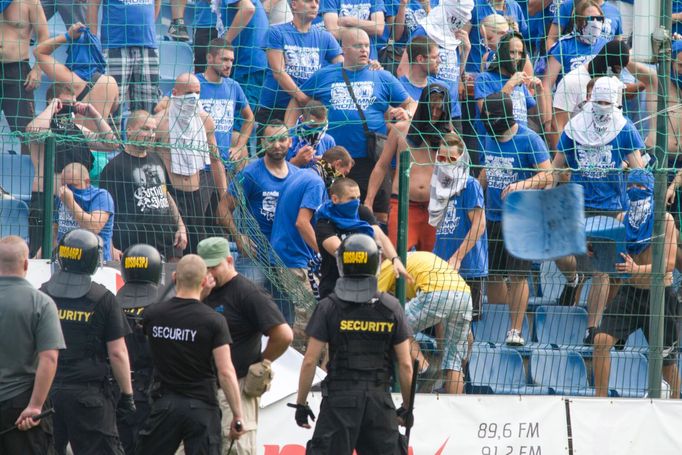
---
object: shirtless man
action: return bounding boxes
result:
[0,0,49,154]
[364,83,452,252]
[154,73,228,254]
[593,170,681,398]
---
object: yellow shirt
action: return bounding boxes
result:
[378,251,470,299]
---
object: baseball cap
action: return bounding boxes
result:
[197,237,231,267]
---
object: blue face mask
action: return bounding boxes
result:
[334,199,361,218]
[627,187,651,203]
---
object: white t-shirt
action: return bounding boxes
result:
[553,65,591,115]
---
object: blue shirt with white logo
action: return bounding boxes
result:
[229,159,299,240]
[432,176,488,278]
[300,63,409,159]
[474,71,536,126]
[100,0,157,49]
[384,0,436,45]
[548,34,608,77]
[261,23,342,109]
[270,169,327,267]
[483,124,551,221]
[558,119,644,211]
[221,0,269,78]
[321,0,386,60]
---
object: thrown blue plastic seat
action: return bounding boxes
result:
[159,41,194,81]
[503,184,586,261]
[467,344,550,395]
[533,306,588,348]
[0,154,34,202]
[609,351,648,398]
[529,349,595,396]
[0,198,30,241]
[584,216,626,273]
[472,304,530,346]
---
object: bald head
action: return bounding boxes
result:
[341,28,370,68]
[174,254,207,291]
[173,73,201,97]
[0,236,29,277]
[62,163,90,189]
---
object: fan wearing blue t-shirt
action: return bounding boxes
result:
[219,0,269,107]
[321,0,386,60]
[479,93,552,346]
[385,0,436,47]
[55,163,115,261]
[397,36,439,102]
[198,39,255,168]
[546,0,622,51]
[543,1,608,90]
[259,0,343,123]
[292,28,414,200]
[287,100,337,167]
[89,0,159,113]
[465,0,528,74]
[474,32,543,141]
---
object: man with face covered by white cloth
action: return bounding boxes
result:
[397,0,474,129]
[552,76,644,342]
[155,73,228,254]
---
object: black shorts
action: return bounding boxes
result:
[487,220,531,275]
[348,158,391,214]
[465,277,484,321]
[114,223,183,260]
[597,285,680,364]
[0,60,35,134]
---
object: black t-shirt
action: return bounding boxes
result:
[143,297,232,404]
[41,283,131,383]
[305,293,412,367]
[98,150,176,246]
[204,274,286,378]
[315,205,378,299]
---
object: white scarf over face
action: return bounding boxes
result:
[565,76,627,147]
[169,93,210,176]
[419,0,474,51]
[428,147,471,227]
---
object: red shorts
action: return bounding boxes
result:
[388,196,436,252]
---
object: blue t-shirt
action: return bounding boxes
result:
[483,124,551,221]
[320,0,386,60]
[548,34,608,77]
[270,169,327,267]
[261,23,342,109]
[558,120,644,211]
[474,71,536,126]
[553,0,623,40]
[190,0,217,28]
[197,73,248,166]
[432,176,489,279]
[55,186,115,261]
[229,159,300,240]
[300,63,409,159]
[221,0,269,78]
[411,26,462,118]
[521,0,557,50]
[384,0,435,45]
[466,0,529,74]
[101,0,157,49]
[675,1,682,36]
[398,74,438,102]
[286,134,337,166]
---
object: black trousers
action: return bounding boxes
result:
[135,393,221,455]
[0,389,56,455]
[307,388,400,455]
[51,384,124,455]
[117,400,150,455]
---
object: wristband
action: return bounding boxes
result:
[64,32,73,43]
[390,256,399,264]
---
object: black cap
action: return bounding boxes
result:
[589,40,630,76]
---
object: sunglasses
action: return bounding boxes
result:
[585,15,605,22]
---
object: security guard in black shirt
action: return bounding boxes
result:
[115,244,163,455]
[292,234,414,454]
[40,229,134,455]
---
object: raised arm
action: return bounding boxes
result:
[87,0,102,36]
[224,0,256,45]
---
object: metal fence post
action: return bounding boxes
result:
[42,135,56,257]
[396,150,411,306]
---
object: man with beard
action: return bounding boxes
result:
[154,73,228,254]
[98,111,188,261]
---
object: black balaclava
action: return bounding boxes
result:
[588,39,630,77]
[481,92,516,137]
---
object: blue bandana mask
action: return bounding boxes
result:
[315,199,374,237]
[624,170,654,255]
[335,199,360,218]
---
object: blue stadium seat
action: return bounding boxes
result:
[159,41,194,81]
[585,216,626,274]
[529,349,595,396]
[0,198,30,241]
[528,261,563,308]
[0,154,34,202]
[533,306,588,348]
[472,304,530,346]
[467,344,549,395]
[624,329,648,354]
[608,351,648,398]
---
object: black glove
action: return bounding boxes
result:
[287,403,315,427]
[396,405,413,428]
[117,393,136,421]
